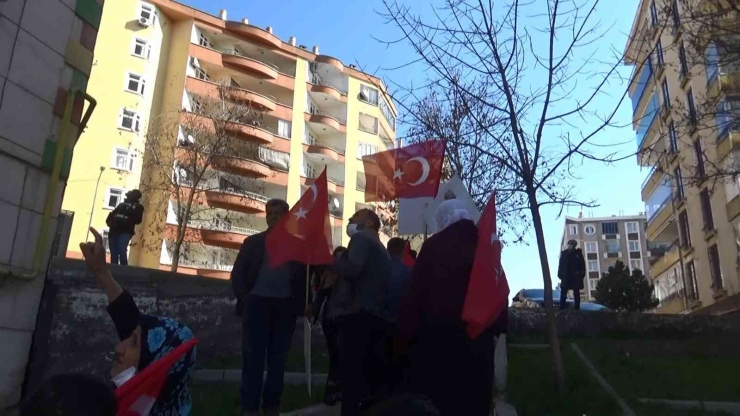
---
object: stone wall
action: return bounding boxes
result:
[26,258,740,396]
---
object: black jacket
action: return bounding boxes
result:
[106,200,144,235]
[557,248,586,290]
[230,231,306,316]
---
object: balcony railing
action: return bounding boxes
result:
[630,58,653,114]
[218,47,281,73]
[171,258,234,271]
[176,175,270,203]
[636,93,660,149]
[310,72,348,95]
[304,138,346,155]
[187,219,259,236]
[309,108,347,124]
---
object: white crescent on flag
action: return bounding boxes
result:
[405,156,431,186]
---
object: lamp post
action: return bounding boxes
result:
[86,166,105,241]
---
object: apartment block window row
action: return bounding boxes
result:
[699,188,714,232]
[708,244,724,291]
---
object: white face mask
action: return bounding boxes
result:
[346,223,359,238]
[111,366,137,387]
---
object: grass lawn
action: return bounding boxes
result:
[191,382,325,415]
[577,338,740,402]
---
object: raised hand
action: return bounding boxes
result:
[80,227,108,274]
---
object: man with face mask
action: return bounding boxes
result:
[329,208,392,416]
[231,199,307,416]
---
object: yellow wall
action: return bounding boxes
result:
[287,59,308,206]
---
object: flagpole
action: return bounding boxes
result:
[304,264,312,397]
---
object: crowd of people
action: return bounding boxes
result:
[230,197,508,416]
[18,196,507,416]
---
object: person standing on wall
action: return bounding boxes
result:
[230,199,306,416]
[105,189,144,266]
[557,239,586,310]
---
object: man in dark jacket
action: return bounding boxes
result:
[330,208,392,416]
[105,189,144,266]
[230,199,306,416]
[557,239,586,310]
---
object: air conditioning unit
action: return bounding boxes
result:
[138,17,151,27]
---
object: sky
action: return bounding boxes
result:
[183,0,647,293]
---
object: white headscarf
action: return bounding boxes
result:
[435,198,473,232]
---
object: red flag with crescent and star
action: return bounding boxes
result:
[362,140,446,202]
[461,191,510,340]
[266,168,334,268]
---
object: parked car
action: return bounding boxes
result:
[512,288,609,311]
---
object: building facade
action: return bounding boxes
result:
[560,214,650,302]
[0,0,101,408]
[624,0,740,314]
[61,0,398,277]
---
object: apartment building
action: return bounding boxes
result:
[61,0,398,277]
[624,0,740,314]
[560,214,649,302]
[0,0,101,407]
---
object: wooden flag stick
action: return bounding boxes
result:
[304,264,312,397]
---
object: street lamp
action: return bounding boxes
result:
[86,166,105,241]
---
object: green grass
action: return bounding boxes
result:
[191,382,325,415]
[577,339,740,402]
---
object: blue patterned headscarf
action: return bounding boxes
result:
[138,314,197,416]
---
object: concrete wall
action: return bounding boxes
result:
[26,257,740,400]
[0,0,100,409]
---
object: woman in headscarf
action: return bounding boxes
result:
[395,199,507,416]
[308,246,347,406]
[80,228,197,415]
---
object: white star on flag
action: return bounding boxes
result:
[393,168,403,180]
[294,207,308,220]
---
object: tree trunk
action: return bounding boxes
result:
[527,187,566,391]
[170,237,181,273]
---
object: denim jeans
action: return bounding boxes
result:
[108,233,132,265]
[241,295,297,413]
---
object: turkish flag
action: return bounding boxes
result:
[362,140,446,202]
[402,241,415,268]
[461,192,509,339]
[266,168,334,268]
[115,338,198,416]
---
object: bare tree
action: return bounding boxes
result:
[378,0,632,388]
[140,84,266,272]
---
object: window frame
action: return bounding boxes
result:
[679,210,692,249]
[604,239,620,253]
[112,147,136,172]
[125,72,146,96]
[104,187,126,210]
[668,121,679,154]
[649,0,659,27]
[626,221,639,234]
[656,40,665,67]
[357,141,378,159]
[587,259,599,272]
[661,79,671,110]
[359,84,379,106]
[584,224,596,235]
[674,166,685,200]
[628,240,641,252]
[679,42,689,78]
[699,188,715,232]
[601,221,619,235]
[131,37,151,60]
[686,88,697,124]
[708,244,723,291]
[685,260,699,301]
[629,259,643,272]
[118,108,141,132]
[693,140,706,178]
[568,224,578,236]
[585,241,598,253]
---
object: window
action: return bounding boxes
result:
[359,113,379,134]
[587,260,599,272]
[195,67,210,81]
[277,119,291,138]
[131,38,151,60]
[118,108,141,132]
[629,259,643,272]
[649,0,658,27]
[679,210,692,248]
[112,148,136,171]
[686,88,697,124]
[105,187,125,209]
[715,99,740,140]
[671,0,681,28]
[584,225,596,235]
[699,188,714,231]
[685,260,699,301]
[679,42,689,78]
[693,140,706,178]
[656,40,665,67]
[601,222,618,234]
[357,142,378,159]
[628,240,641,252]
[705,43,719,84]
[605,239,620,253]
[585,242,598,253]
[138,3,156,26]
[668,121,678,154]
[708,244,723,291]
[359,85,379,105]
[190,96,203,114]
[626,222,639,234]
[661,79,670,111]
[568,224,578,236]
[125,72,146,95]
[198,32,212,49]
[379,97,396,131]
[674,167,685,200]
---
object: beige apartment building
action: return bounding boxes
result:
[624,0,740,314]
[560,214,650,302]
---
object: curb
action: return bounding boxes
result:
[195,369,328,385]
[639,398,740,415]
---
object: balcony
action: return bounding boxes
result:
[221,51,279,80]
[212,155,271,178]
[301,175,345,195]
[645,176,675,240]
[648,241,681,278]
[224,21,282,49]
[205,187,269,214]
[630,59,654,115]
[185,77,278,112]
[305,111,346,133]
[315,55,344,73]
[308,82,345,102]
[225,121,275,145]
[304,141,345,163]
[635,92,660,150]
